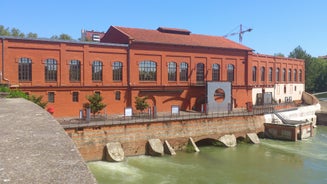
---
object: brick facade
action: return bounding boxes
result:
[0,26,305,117]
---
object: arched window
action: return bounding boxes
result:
[168,62,177,81]
[19,57,32,81]
[69,60,81,81]
[294,69,297,82]
[299,69,302,82]
[112,61,122,81]
[212,64,220,81]
[44,58,57,81]
[282,68,286,82]
[276,68,280,82]
[261,67,265,82]
[269,67,273,82]
[227,64,234,82]
[196,63,205,82]
[92,60,103,81]
[139,60,156,81]
[180,62,188,81]
[288,69,292,82]
[252,66,257,82]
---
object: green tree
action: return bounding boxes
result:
[51,33,73,40]
[1,86,47,108]
[0,25,38,38]
[27,32,38,38]
[274,53,285,57]
[29,95,47,108]
[11,28,25,37]
[310,57,327,92]
[289,46,315,92]
[134,96,149,112]
[0,25,10,36]
[86,93,106,116]
[289,46,327,93]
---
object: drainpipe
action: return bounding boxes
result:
[1,37,10,85]
[1,37,3,84]
[127,42,131,107]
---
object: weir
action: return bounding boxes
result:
[64,115,265,161]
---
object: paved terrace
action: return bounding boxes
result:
[0,98,96,184]
[60,104,293,129]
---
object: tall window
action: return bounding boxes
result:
[180,62,188,81]
[18,57,32,81]
[288,69,292,82]
[44,58,57,81]
[115,91,121,101]
[92,60,103,81]
[212,64,220,81]
[294,69,297,82]
[69,60,80,81]
[113,61,123,81]
[299,69,302,82]
[276,68,280,82]
[139,60,156,81]
[72,92,79,102]
[252,66,257,82]
[261,67,265,82]
[168,62,177,81]
[269,67,273,82]
[282,68,286,82]
[227,64,234,82]
[196,63,205,82]
[48,92,55,103]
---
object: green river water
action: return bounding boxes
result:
[88,126,327,184]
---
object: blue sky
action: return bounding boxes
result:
[1,0,326,57]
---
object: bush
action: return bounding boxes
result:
[0,86,47,108]
[86,93,106,116]
[135,96,149,112]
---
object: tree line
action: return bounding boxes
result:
[288,46,327,93]
[0,25,73,40]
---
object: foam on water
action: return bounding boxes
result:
[88,126,327,184]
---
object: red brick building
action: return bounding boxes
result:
[80,29,105,42]
[0,26,305,117]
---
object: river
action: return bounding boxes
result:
[88,126,327,184]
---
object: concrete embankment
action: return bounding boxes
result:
[317,100,327,125]
[0,98,96,184]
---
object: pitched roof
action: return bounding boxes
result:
[105,26,252,51]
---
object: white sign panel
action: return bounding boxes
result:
[171,105,179,115]
[125,107,132,117]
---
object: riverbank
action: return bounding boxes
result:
[316,100,327,125]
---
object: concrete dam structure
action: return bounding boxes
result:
[64,115,265,161]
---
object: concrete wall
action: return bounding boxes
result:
[0,98,96,183]
[252,84,304,105]
[65,115,265,161]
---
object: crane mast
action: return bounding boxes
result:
[224,24,252,43]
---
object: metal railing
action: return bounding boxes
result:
[60,102,298,129]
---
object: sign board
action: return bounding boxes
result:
[171,105,179,115]
[125,107,132,117]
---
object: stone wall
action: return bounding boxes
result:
[65,115,265,161]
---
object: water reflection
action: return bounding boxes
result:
[88,126,327,184]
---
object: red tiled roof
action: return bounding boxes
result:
[111,26,252,51]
